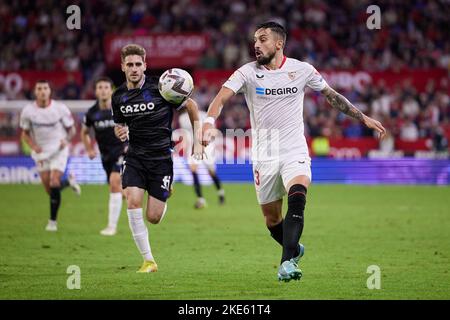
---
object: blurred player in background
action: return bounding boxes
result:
[178,109,225,209]
[112,44,202,273]
[81,77,127,236]
[202,22,386,282]
[20,80,81,232]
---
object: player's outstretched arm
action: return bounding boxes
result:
[184,98,203,159]
[184,98,201,141]
[201,86,235,146]
[321,85,387,140]
[184,98,201,133]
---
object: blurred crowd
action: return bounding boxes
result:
[190,77,450,150]
[0,0,449,146]
[1,0,449,73]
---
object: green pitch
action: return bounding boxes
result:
[0,184,449,299]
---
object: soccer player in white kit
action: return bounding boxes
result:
[202,22,386,281]
[20,80,80,232]
[178,110,225,208]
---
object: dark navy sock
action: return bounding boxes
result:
[281,184,307,263]
[192,171,202,198]
[50,187,61,221]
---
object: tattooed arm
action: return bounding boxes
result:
[321,85,386,139]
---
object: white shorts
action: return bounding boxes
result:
[252,155,312,205]
[32,147,69,173]
[187,143,216,171]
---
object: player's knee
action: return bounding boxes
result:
[126,196,141,209]
[189,163,198,173]
[110,180,121,193]
[146,212,161,224]
[124,190,141,209]
[111,186,121,193]
[261,202,283,227]
[147,203,167,224]
[286,184,307,222]
[49,179,61,188]
[148,217,161,224]
[265,215,282,227]
[288,184,307,206]
[127,200,141,209]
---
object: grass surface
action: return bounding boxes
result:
[0,184,449,299]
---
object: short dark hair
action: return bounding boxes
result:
[35,79,50,86]
[94,76,114,89]
[255,21,287,47]
[121,44,146,62]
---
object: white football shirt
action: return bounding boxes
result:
[223,57,327,161]
[20,100,74,152]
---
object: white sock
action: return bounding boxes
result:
[159,203,168,223]
[127,208,154,261]
[108,192,122,229]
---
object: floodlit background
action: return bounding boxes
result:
[0,0,449,184]
[0,0,449,300]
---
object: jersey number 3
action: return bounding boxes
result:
[254,170,260,186]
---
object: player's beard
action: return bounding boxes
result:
[128,73,143,86]
[37,96,50,107]
[256,49,276,66]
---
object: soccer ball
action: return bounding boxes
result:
[158,68,194,104]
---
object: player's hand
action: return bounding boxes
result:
[32,145,42,153]
[362,115,387,140]
[201,123,214,146]
[192,142,205,160]
[87,149,97,160]
[59,139,67,150]
[114,125,129,142]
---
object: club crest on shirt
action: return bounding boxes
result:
[288,72,296,80]
[143,90,152,102]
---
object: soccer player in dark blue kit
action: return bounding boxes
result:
[112,44,202,273]
[81,77,127,236]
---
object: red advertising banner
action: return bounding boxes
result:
[193,70,233,87]
[0,71,82,97]
[0,136,437,157]
[193,69,448,92]
[104,33,209,69]
[322,69,448,92]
